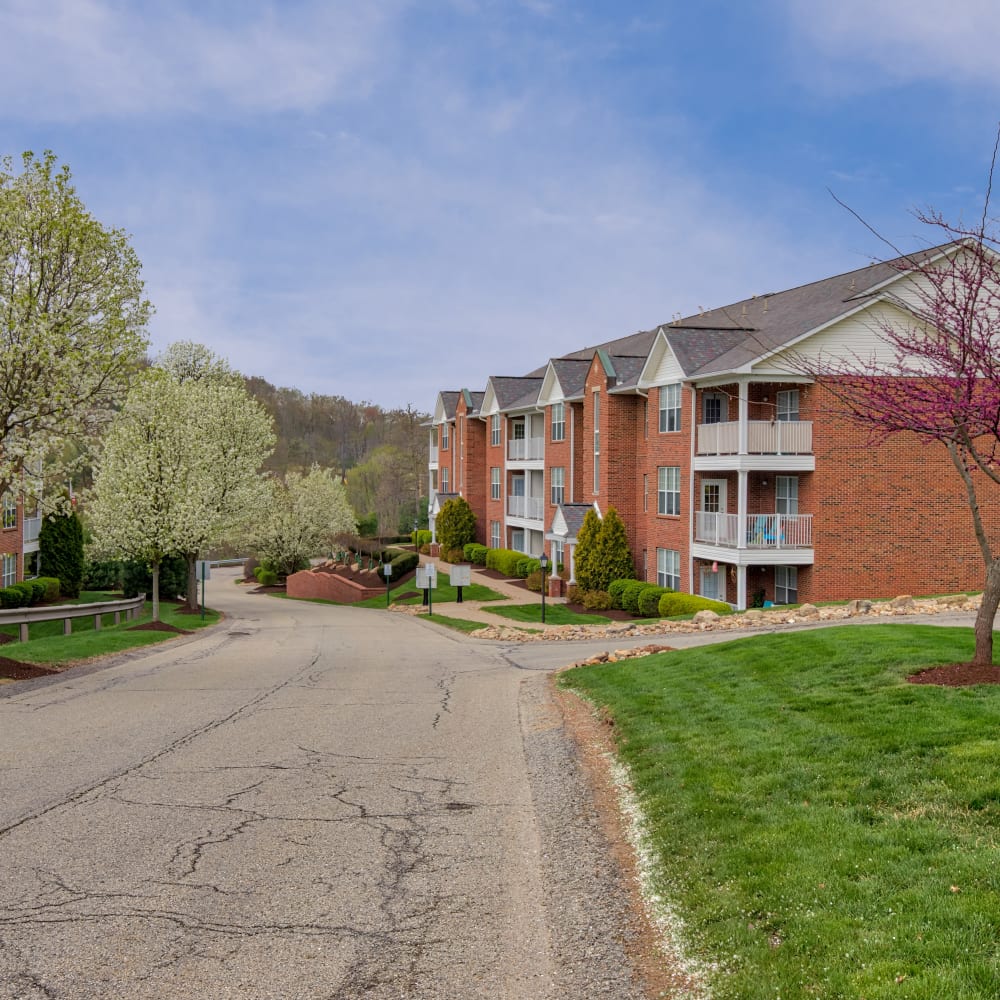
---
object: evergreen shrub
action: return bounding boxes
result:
[621,579,649,614]
[637,585,670,617]
[658,592,731,617]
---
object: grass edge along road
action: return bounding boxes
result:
[0,592,220,669]
[560,624,1000,1000]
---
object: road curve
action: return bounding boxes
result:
[0,569,650,999]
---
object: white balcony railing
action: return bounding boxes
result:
[696,420,813,456]
[23,516,41,544]
[507,495,545,521]
[508,437,545,461]
[695,512,813,549]
[428,445,439,464]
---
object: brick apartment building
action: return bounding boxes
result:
[0,489,40,588]
[427,246,1000,609]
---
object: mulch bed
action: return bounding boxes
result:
[908,663,1000,687]
[0,657,59,680]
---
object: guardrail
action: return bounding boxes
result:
[0,594,146,643]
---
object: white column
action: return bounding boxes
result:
[736,565,747,610]
[568,542,576,584]
[737,470,748,550]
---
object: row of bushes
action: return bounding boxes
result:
[570,577,731,618]
[484,547,541,579]
[0,576,61,609]
[83,556,188,600]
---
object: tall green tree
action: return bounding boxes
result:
[573,507,602,591]
[38,510,84,598]
[592,506,635,590]
[435,496,476,553]
[0,151,150,505]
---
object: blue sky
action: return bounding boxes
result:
[3,0,999,409]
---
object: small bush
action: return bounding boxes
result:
[412,529,432,549]
[637,585,670,618]
[515,557,541,579]
[419,543,431,555]
[608,579,632,609]
[386,550,419,581]
[486,548,524,577]
[567,584,583,605]
[443,547,465,564]
[11,582,36,606]
[467,544,488,565]
[36,576,61,601]
[621,579,649,615]
[27,580,47,605]
[581,589,613,610]
[0,585,27,608]
[254,565,279,587]
[525,570,543,593]
[658,592,732,617]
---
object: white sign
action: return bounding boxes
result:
[416,566,437,589]
[449,564,471,587]
[197,560,211,580]
[383,562,392,577]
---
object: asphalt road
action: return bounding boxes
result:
[0,569,652,999]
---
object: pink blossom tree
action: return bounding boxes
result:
[801,193,1000,664]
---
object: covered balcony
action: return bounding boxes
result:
[507,495,544,521]
[695,511,812,549]
[508,436,545,462]
[696,420,812,457]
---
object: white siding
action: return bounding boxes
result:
[642,331,685,386]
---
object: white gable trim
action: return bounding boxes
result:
[638,327,685,388]
[536,362,565,407]
[480,381,500,416]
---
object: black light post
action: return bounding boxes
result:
[413,518,419,550]
[539,553,549,624]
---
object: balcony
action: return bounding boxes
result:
[696,419,812,456]
[428,445,439,465]
[695,511,813,549]
[507,495,544,521]
[23,516,41,544]
[508,437,545,462]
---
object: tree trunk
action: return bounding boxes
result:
[184,552,199,613]
[973,557,1000,665]
[151,560,161,623]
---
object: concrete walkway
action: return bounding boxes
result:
[411,554,569,630]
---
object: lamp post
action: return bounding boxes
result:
[413,518,419,550]
[539,553,549,624]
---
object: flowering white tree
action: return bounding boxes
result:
[250,466,357,578]
[0,151,150,504]
[89,364,274,620]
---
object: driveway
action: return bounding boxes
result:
[0,569,653,999]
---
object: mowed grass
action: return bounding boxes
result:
[0,592,219,665]
[354,579,506,608]
[560,625,1000,1000]
[483,602,612,625]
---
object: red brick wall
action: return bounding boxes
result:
[485,413,504,548]
[0,497,23,583]
[456,398,487,545]
[544,402,574,551]
[287,569,384,603]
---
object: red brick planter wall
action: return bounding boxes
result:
[286,569,384,603]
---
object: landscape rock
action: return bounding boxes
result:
[692,610,720,625]
[890,595,916,611]
[797,603,820,618]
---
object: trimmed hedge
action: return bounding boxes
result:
[515,557,541,578]
[485,548,524,577]
[608,578,632,609]
[386,550,419,582]
[37,576,61,601]
[658,592,732,617]
[620,579,649,615]
[464,543,488,565]
[637,585,671,618]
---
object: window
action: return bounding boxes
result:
[2,493,15,530]
[441,423,450,449]
[440,468,449,492]
[657,466,680,516]
[775,566,798,605]
[2,553,15,588]
[490,521,501,549]
[551,402,565,442]
[777,389,800,422]
[512,420,525,440]
[657,549,680,590]
[643,473,648,513]
[491,467,501,500]
[776,476,798,516]
[551,467,565,505]
[659,383,681,432]
[552,540,564,571]
[593,393,600,494]
[511,528,525,553]
[703,393,724,424]
[490,413,501,446]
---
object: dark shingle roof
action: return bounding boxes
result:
[557,503,593,539]
[550,358,591,399]
[489,376,543,410]
[438,391,460,420]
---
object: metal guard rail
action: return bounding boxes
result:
[0,593,146,643]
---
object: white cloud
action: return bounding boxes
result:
[783,0,1000,90]
[0,0,403,118]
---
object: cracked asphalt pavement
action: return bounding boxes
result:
[0,569,652,999]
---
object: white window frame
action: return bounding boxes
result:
[593,392,600,494]
[775,566,798,605]
[490,413,501,446]
[490,520,501,549]
[440,467,449,492]
[656,548,680,590]
[776,476,798,516]
[657,466,680,516]
[2,493,15,530]
[659,383,681,433]
[441,423,450,448]
[550,466,565,506]
[703,392,724,424]
[511,528,525,554]
[2,553,15,588]
[551,402,565,442]
[777,389,800,422]
[552,540,564,571]
[490,467,501,501]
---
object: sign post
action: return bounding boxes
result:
[197,560,211,620]
[383,562,392,607]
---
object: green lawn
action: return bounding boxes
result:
[1,593,219,665]
[483,602,612,625]
[561,625,1000,1000]
[353,579,506,609]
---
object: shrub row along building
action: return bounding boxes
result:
[427,244,999,609]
